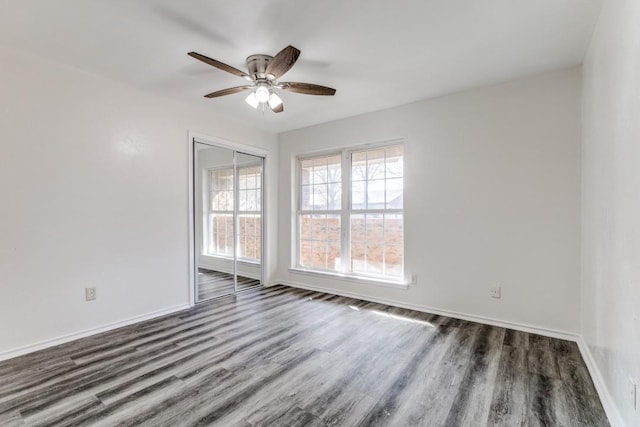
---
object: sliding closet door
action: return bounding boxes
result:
[194,143,237,301]
[234,152,263,291]
[193,142,264,302]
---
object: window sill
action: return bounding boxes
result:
[288,268,411,290]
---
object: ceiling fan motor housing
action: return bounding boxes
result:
[246,55,274,81]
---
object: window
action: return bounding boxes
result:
[299,154,342,270]
[206,165,262,262]
[297,143,404,281]
[237,165,262,261]
[207,168,234,257]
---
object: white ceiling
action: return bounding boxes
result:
[0,0,602,133]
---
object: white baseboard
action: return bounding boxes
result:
[277,280,579,341]
[0,303,191,363]
[576,338,625,427]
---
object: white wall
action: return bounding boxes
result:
[0,47,278,357]
[582,0,640,424]
[277,68,582,334]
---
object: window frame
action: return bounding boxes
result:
[296,151,345,273]
[205,164,262,264]
[294,140,406,285]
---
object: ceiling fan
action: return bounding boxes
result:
[188,45,336,113]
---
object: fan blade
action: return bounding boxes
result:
[204,86,253,98]
[265,45,300,79]
[188,52,249,79]
[279,82,336,96]
[270,102,284,113]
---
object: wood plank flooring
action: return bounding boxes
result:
[0,285,609,426]
[197,268,260,301]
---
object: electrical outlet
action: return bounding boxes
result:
[630,378,637,412]
[85,287,96,301]
[490,286,501,299]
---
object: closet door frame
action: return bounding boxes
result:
[187,132,268,307]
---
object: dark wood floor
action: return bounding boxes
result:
[197,268,260,301]
[0,285,608,426]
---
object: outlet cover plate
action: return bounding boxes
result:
[490,286,501,299]
[85,287,96,301]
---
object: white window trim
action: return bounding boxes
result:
[293,140,407,285]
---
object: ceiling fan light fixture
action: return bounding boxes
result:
[245,92,260,109]
[268,92,283,109]
[255,85,270,103]
[189,45,336,114]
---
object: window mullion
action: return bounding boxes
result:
[341,149,351,273]
[351,209,403,214]
[296,154,303,268]
[299,210,343,215]
[233,153,239,285]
